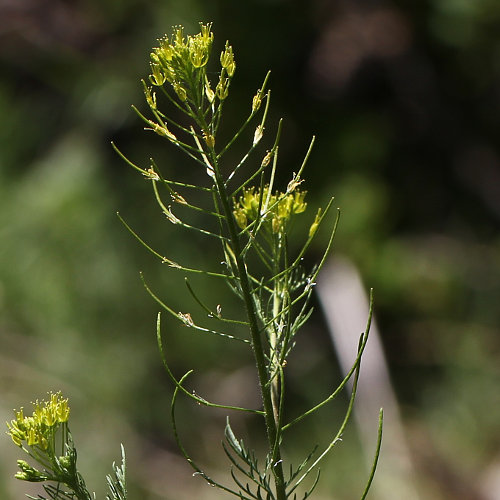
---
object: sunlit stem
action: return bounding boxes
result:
[202,140,287,500]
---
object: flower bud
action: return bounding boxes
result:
[149,62,166,86]
[252,93,262,112]
[15,460,46,482]
[58,455,72,469]
[309,209,322,238]
[204,133,215,149]
[205,81,215,103]
[253,125,263,145]
[172,82,187,102]
[261,151,272,167]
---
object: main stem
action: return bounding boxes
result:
[213,166,287,500]
[190,82,286,497]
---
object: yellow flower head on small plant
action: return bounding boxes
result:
[149,23,214,88]
[148,23,237,111]
[6,392,70,450]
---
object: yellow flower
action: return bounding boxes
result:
[220,41,236,77]
[216,74,230,100]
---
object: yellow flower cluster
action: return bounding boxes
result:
[149,23,235,104]
[234,186,307,234]
[6,392,70,449]
[150,24,214,87]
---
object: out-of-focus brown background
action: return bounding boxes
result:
[1,1,499,499]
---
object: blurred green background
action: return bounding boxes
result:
[1,1,499,499]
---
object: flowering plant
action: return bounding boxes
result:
[6,392,126,499]
[7,23,381,500]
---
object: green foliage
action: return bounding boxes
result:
[105,447,127,500]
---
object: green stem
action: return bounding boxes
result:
[212,160,287,500]
[270,235,284,426]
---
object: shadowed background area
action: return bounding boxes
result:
[1,0,499,499]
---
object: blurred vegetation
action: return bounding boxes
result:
[1,1,499,499]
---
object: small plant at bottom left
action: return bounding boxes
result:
[6,391,127,500]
